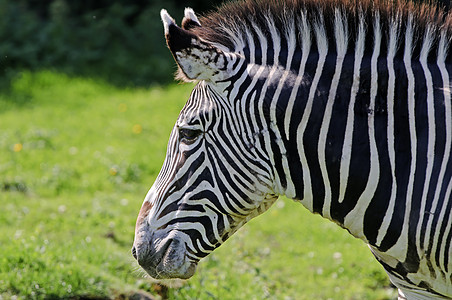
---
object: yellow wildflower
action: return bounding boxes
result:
[13,143,23,152]
[132,124,142,134]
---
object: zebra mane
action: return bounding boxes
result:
[190,0,452,66]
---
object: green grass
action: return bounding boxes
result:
[0,71,397,299]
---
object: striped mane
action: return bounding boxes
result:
[191,0,452,67]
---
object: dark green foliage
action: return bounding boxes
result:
[1,0,448,86]
[0,0,223,87]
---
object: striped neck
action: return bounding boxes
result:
[222,3,451,243]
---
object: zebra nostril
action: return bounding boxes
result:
[131,246,138,260]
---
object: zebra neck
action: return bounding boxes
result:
[257,48,386,241]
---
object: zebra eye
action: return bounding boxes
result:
[179,128,202,143]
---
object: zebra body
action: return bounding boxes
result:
[132,1,452,298]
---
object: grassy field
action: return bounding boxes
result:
[0,71,397,299]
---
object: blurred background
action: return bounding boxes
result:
[0,0,222,88]
[4,0,449,299]
[1,0,450,88]
[1,0,451,86]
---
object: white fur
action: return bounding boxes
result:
[284,10,311,139]
[296,13,328,212]
[417,25,436,254]
[184,7,201,26]
[386,14,416,262]
[343,12,381,238]
[376,13,400,247]
[160,9,175,34]
[339,12,365,204]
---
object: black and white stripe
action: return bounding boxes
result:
[138,1,452,298]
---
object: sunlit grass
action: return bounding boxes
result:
[0,71,397,299]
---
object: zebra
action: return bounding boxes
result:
[132,0,452,298]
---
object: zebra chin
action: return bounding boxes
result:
[132,236,198,280]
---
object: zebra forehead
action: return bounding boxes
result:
[191,0,451,62]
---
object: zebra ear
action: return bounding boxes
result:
[160,9,238,82]
[181,8,201,30]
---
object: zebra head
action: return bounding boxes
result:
[132,8,278,279]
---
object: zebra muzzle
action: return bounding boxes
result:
[133,235,197,279]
